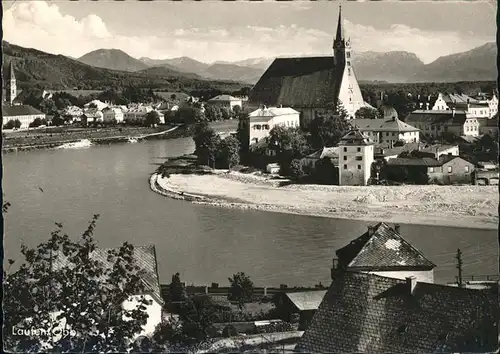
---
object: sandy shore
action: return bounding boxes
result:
[150,171,498,230]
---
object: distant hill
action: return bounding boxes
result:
[137,66,202,80]
[410,42,497,83]
[2,41,248,93]
[78,49,149,72]
[198,63,263,84]
[140,56,210,74]
[215,57,275,71]
[352,51,425,83]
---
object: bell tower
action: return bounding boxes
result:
[6,61,17,105]
[333,5,352,73]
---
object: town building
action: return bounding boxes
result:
[296,270,499,353]
[52,245,165,338]
[62,105,84,122]
[333,223,436,283]
[81,108,104,125]
[248,106,300,145]
[374,143,459,162]
[206,95,243,111]
[350,117,420,146]
[102,106,125,123]
[248,6,371,124]
[478,113,499,136]
[2,105,46,129]
[301,147,339,171]
[124,104,154,124]
[83,99,109,111]
[338,129,374,186]
[276,290,327,330]
[405,109,480,138]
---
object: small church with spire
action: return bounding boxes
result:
[4,61,18,105]
[249,4,371,125]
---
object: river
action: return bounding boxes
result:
[2,137,497,286]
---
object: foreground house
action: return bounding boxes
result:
[2,105,46,129]
[296,270,499,353]
[52,245,165,338]
[82,109,104,125]
[334,222,436,283]
[248,106,300,145]
[350,117,420,146]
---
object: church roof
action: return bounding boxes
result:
[351,117,419,133]
[248,57,341,109]
[296,271,499,353]
[249,106,299,117]
[335,222,436,271]
[2,104,44,117]
[338,128,373,146]
[335,5,345,42]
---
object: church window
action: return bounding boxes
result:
[347,61,351,66]
[346,52,351,59]
[343,164,347,170]
[348,68,351,75]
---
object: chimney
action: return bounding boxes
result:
[452,107,456,117]
[367,225,375,236]
[426,102,429,110]
[394,224,401,234]
[419,103,423,109]
[406,276,417,295]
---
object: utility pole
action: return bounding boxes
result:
[456,248,463,288]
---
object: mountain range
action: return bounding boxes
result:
[2,41,247,93]
[75,42,496,84]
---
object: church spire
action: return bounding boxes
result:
[9,61,16,81]
[335,4,344,42]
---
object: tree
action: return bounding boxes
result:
[193,124,221,167]
[3,215,153,352]
[232,105,241,115]
[51,115,65,127]
[29,118,48,128]
[393,139,406,147]
[176,106,206,126]
[204,105,222,122]
[220,107,231,120]
[314,157,338,184]
[217,136,240,169]
[309,108,351,150]
[4,120,20,129]
[236,113,250,155]
[228,272,254,309]
[13,119,22,128]
[169,272,187,304]
[145,111,160,127]
[269,125,310,177]
[355,107,381,120]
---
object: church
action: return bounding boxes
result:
[248,6,371,126]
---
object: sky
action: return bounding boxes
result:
[2,0,496,64]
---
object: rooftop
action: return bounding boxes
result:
[338,129,373,146]
[2,104,45,117]
[351,117,419,132]
[285,290,327,311]
[296,271,499,353]
[249,106,299,117]
[208,94,240,102]
[336,222,436,270]
[406,110,468,125]
[387,157,442,167]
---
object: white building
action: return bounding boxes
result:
[337,129,374,186]
[2,105,46,129]
[84,99,109,111]
[248,106,300,145]
[63,105,84,122]
[124,105,154,124]
[206,95,243,111]
[406,109,481,138]
[351,117,420,146]
[102,107,125,123]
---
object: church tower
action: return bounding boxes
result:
[5,61,17,105]
[333,5,367,120]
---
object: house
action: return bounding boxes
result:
[102,107,125,123]
[427,155,476,185]
[296,270,499,353]
[405,109,480,138]
[2,105,46,129]
[301,147,339,171]
[51,245,165,338]
[206,95,242,111]
[248,106,300,145]
[248,6,371,124]
[62,106,84,122]
[333,222,436,283]
[124,105,154,124]
[338,129,374,186]
[478,113,499,136]
[350,117,420,145]
[276,290,327,330]
[82,109,104,125]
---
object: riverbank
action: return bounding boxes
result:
[2,125,188,152]
[150,171,498,230]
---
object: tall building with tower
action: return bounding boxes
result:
[248,5,371,126]
[4,61,17,105]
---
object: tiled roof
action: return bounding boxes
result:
[306,147,339,159]
[336,222,436,270]
[338,129,373,146]
[443,93,479,105]
[52,245,164,305]
[296,271,499,353]
[285,290,327,311]
[351,118,419,132]
[248,57,341,109]
[249,107,299,117]
[2,104,45,117]
[406,110,468,125]
[437,155,473,166]
[387,157,442,167]
[208,95,240,102]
